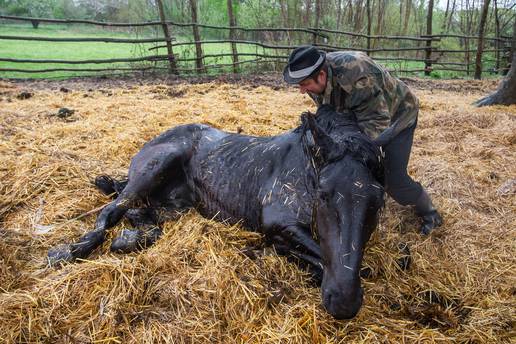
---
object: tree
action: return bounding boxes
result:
[475,18,516,106]
[3,0,56,27]
[424,0,434,76]
[189,0,205,73]
[474,0,491,79]
[227,0,238,73]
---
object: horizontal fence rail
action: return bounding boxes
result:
[0,56,170,64]
[0,35,174,44]
[0,14,512,78]
[0,15,328,38]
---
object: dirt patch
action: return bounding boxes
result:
[5,73,500,94]
[0,77,514,343]
[3,72,289,93]
[400,77,500,94]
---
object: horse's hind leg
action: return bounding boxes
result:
[110,208,163,253]
[94,175,128,198]
[48,142,192,265]
[106,143,192,254]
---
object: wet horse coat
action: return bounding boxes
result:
[49,105,384,319]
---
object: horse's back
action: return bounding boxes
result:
[189,129,312,230]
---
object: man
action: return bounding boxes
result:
[283,45,442,234]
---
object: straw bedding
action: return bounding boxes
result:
[0,76,514,343]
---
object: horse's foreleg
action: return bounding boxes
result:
[281,226,322,258]
[271,236,323,285]
[47,200,128,265]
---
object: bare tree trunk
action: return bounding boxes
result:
[189,0,204,74]
[348,0,354,28]
[472,0,482,34]
[476,51,516,105]
[155,0,177,74]
[336,0,343,30]
[315,0,321,28]
[413,0,421,49]
[460,0,472,76]
[402,0,412,35]
[313,0,321,44]
[476,18,516,106]
[494,0,500,73]
[474,0,491,79]
[399,0,404,34]
[304,0,312,27]
[447,0,457,31]
[442,0,451,32]
[280,0,290,43]
[354,0,364,33]
[227,0,238,73]
[376,0,385,36]
[425,0,434,75]
[367,0,372,54]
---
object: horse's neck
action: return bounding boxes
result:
[317,113,359,138]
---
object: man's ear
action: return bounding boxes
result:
[302,112,340,163]
[318,68,327,84]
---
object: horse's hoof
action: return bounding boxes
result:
[420,211,443,235]
[110,228,143,253]
[47,244,75,266]
[94,175,116,195]
[111,227,162,254]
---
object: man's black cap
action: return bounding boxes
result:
[283,45,326,84]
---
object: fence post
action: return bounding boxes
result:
[189,0,205,74]
[465,37,471,76]
[155,0,178,74]
[227,0,238,73]
[424,0,434,76]
[312,29,318,45]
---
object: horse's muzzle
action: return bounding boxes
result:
[322,279,363,319]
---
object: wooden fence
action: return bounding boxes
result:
[0,9,513,79]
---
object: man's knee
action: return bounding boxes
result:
[385,179,422,206]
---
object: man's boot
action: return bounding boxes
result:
[415,189,443,235]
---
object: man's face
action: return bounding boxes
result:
[298,70,327,95]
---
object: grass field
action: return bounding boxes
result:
[0,22,505,79]
[0,23,274,79]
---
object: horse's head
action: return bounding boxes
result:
[302,109,384,319]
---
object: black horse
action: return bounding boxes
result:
[48,105,384,319]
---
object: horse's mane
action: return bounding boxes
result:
[298,105,384,185]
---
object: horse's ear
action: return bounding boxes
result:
[303,111,339,163]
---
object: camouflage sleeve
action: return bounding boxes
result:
[342,74,391,139]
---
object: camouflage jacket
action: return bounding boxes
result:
[309,51,419,140]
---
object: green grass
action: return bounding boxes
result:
[0,23,276,79]
[0,23,506,80]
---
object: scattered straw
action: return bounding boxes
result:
[0,76,514,343]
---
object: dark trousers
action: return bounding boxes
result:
[383,121,423,206]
